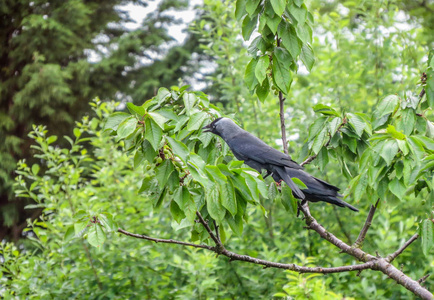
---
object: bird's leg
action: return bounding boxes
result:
[263,170,272,179]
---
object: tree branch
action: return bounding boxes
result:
[386,234,419,263]
[279,91,288,155]
[353,199,380,248]
[196,211,223,250]
[117,228,215,251]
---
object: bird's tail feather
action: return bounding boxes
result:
[325,196,359,212]
[274,167,305,199]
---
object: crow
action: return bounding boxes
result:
[202,117,359,212]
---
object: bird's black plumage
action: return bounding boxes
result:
[203,117,359,212]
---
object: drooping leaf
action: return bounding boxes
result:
[421,219,434,256]
[270,0,285,16]
[87,224,106,247]
[255,55,270,84]
[117,116,137,139]
[145,118,163,151]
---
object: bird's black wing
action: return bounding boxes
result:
[227,133,303,170]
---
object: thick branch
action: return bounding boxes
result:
[118,227,375,274]
[386,234,419,263]
[353,199,380,248]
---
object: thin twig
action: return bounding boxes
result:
[353,199,380,249]
[213,220,220,242]
[386,234,419,263]
[279,91,288,155]
[418,274,431,284]
[117,228,215,251]
[196,211,223,249]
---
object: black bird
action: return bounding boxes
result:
[203,117,359,212]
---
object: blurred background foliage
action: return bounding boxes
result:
[1,0,434,298]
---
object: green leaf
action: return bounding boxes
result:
[220,181,237,217]
[387,124,406,140]
[281,183,298,215]
[256,77,270,102]
[407,136,426,160]
[187,112,208,131]
[313,104,340,117]
[242,15,257,41]
[145,118,163,151]
[422,219,434,256]
[32,164,40,176]
[272,48,292,94]
[266,14,281,34]
[103,112,130,131]
[47,135,57,145]
[388,177,406,200]
[127,103,146,117]
[308,116,328,141]
[166,136,189,163]
[148,112,167,130]
[380,140,398,166]
[226,213,243,236]
[354,173,368,202]
[245,58,259,91]
[347,113,366,137]
[426,69,434,108]
[278,24,302,59]
[74,210,88,220]
[255,55,270,84]
[398,108,415,136]
[295,22,312,44]
[312,127,327,154]
[374,95,399,119]
[206,165,227,185]
[74,220,88,237]
[156,87,171,104]
[99,213,118,232]
[117,116,137,139]
[288,2,307,24]
[64,226,75,243]
[235,0,247,20]
[270,0,285,16]
[155,160,175,187]
[183,93,197,116]
[170,200,186,223]
[134,150,145,169]
[300,44,315,72]
[206,189,226,222]
[245,0,260,15]
[87,224,106,247]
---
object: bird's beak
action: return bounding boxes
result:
[202,124,212,133]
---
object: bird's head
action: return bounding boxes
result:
[202,117,240,140]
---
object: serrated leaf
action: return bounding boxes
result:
[245,0,260,15]
[220,181,237,217]
[256,77,270,102]
[117,116,137,139]
[87,224,106,247]
[99,213,117,232]
[374,95,399,119]
[354,173,368,201]
[127,103,146,117]
[242,14,257,41]
[300,44,314,72]
[422,219,434,256]
[255,55,270,84]
[155,160,175,187]
[270,0,285,16]
[187,112,208,131]
[281,183,298,215]
[245,58,259,91]
[295,22,312,44]
[388,177,406,200]
[226,214,243,236]
[278,23,302,59]
[308,116,328,141]
[272,48,292,94]
[387,124,406,140]
[235,0,247,20]
[183,93,197,115]
[74,210,88,220]
[103,112,130,131]
[347,113,366,137]
[64,226,75,243]
[206,189,226,222]
[145,118,162,151]
[266,14,281,34]
[380,140,398,166]
[313,104,340,117]
[156,87,171,104]
[288,2,307,24]
[166,136,189,163]
[407,136,426,160]
[170,200,186,223]
[74,220,88,237]
[312,127,327,154]
[148,112,167,130]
